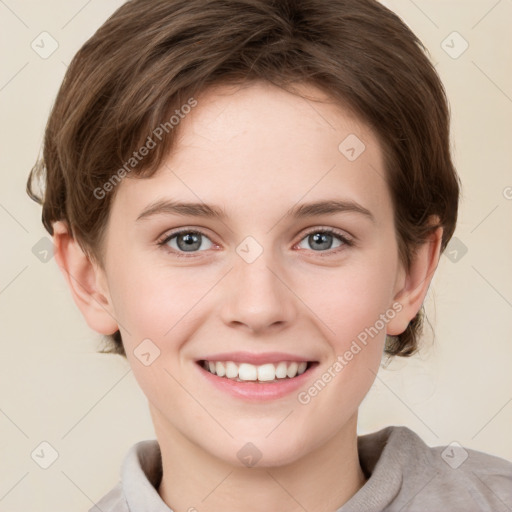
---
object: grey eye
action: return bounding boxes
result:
[166,231,214,252]
[297,231,344,252]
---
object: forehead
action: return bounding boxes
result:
[113,81,392,226]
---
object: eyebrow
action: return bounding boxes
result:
[136,198,375,223]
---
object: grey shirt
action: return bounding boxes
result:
[90,425,512,512]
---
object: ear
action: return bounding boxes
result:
[52,220,119,335]
[386,222,443,336]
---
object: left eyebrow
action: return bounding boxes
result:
[136,198,375,223]
[287,199,375,223]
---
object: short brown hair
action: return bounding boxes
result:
[27,0,461,358]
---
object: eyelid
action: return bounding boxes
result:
[298,226,354,244]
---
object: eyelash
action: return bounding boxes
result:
[157,227,354,259]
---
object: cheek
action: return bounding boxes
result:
[306,257,397,347]
[107,260,212,348]
[302,269,392,414]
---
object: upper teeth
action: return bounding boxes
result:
[203,360,308,381]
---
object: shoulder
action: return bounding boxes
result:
[88,481,129,512]
[369,425,512,512]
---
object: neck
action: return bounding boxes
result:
[154,411,367,512]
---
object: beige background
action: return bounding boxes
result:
[1,0,511,510]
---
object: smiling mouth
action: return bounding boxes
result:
[197,360,318,383]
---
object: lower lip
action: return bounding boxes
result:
[195,361,319,401]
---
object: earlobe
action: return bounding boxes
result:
[386,224,443,336]
[52,220,119,335]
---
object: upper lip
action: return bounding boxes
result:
[197,351,316,365]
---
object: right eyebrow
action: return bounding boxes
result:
[136,199,227,222]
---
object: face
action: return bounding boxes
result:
[98,81,407,467]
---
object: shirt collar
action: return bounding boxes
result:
[122,439,173,511]
[121,426,410,512]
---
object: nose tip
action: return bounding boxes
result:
[219,256,297,333]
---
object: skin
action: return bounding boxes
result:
[53,80,442,512]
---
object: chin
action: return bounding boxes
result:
[216,435,309,469]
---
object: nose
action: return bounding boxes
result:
[219,248,298,334]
